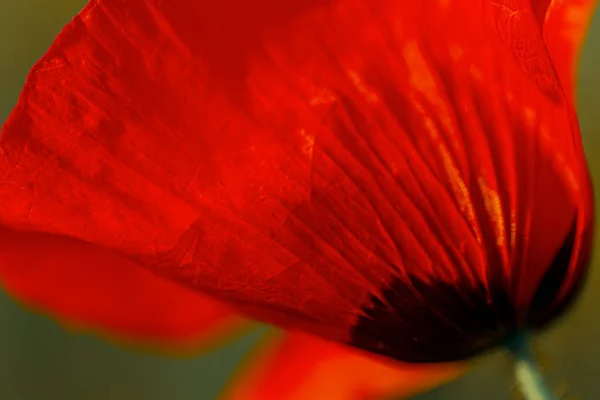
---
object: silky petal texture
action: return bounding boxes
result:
[542,0,599,99]
[0,226,247,351]
[222,332,463,400]
[0,0,594,361]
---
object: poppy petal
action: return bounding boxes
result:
[221,331,463,400]
[0,0,593,362]
[0,226,247,352]
[541,0,598,99]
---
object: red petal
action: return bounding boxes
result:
[222,331,463,400]
[0,226,247,351]
[0,0,593,362]
[542,0,598,99]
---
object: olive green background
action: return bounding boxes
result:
[0,1,598,399]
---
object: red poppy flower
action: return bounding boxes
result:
[0,0,596,399]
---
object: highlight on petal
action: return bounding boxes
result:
[0,0,594,365]
[0,227,248,353]
[221,331,463,400]
[542,0,598,99]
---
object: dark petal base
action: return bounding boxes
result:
[350,274,517,362]
[350,219,580,363]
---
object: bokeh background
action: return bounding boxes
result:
[1,1,599,399]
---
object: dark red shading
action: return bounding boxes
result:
[351,219,578,362]
[0,0,594,363]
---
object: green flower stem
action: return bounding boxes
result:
[506,333,557,400]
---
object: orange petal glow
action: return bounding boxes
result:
[543,0,598,99]
[222,332,463,400]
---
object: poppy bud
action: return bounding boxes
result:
[0,2,595,399]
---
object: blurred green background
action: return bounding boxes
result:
[0,1,599,399]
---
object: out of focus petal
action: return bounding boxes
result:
[222,331,463,400]
[0,227,248,352]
